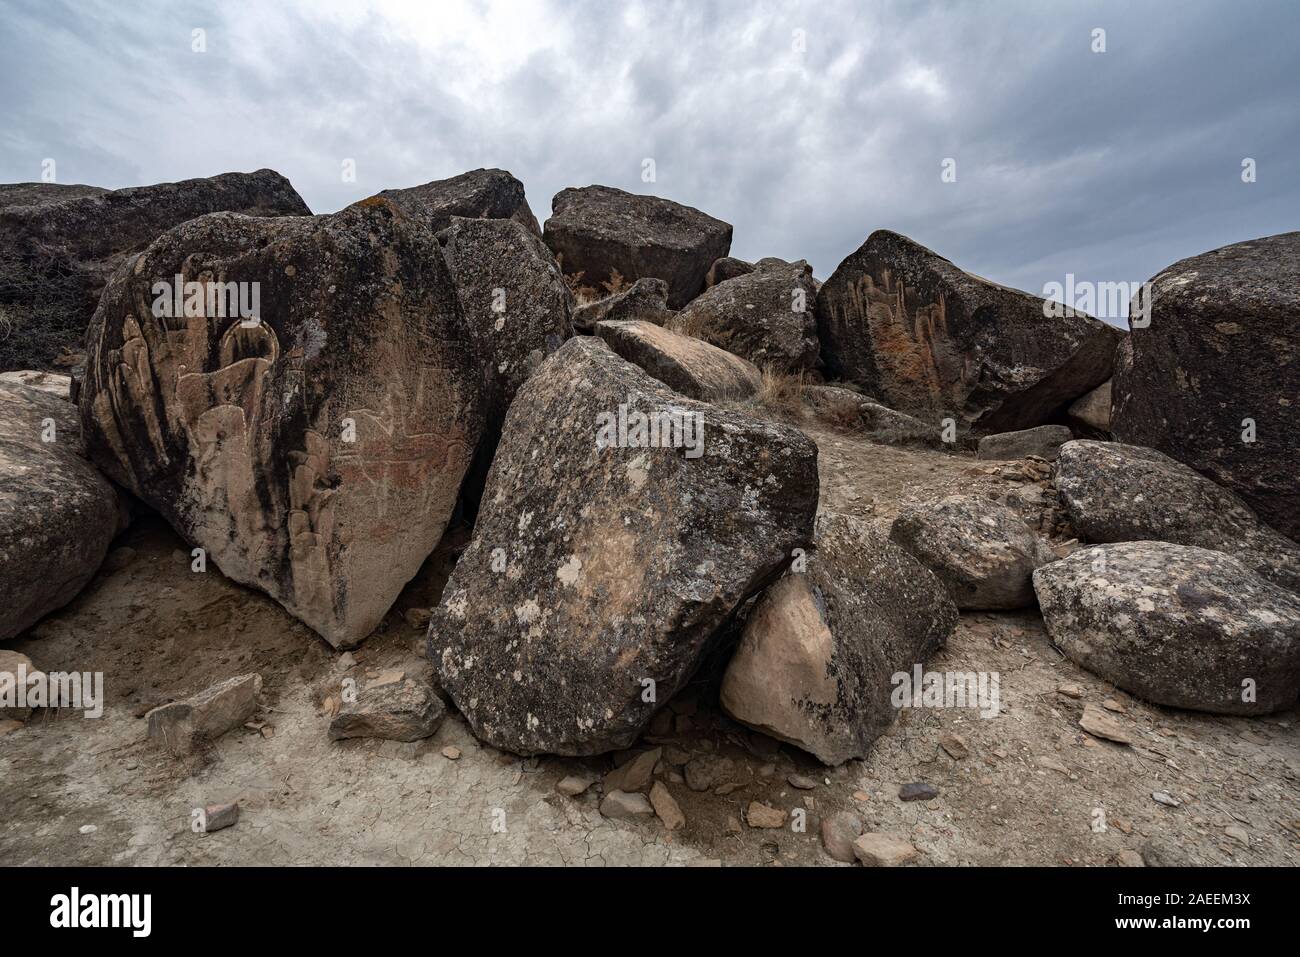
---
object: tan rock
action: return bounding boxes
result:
[746,801,786,829]
[649,781,685,831]
[852,833,918,867]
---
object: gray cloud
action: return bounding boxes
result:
[2,0,1296,322]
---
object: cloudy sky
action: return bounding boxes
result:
[3,0,1296,322]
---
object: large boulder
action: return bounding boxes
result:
[1111,233,1300,541]
[1054,440,1300,593]
[437,215,572,428]
[543,185,732,308]
[0,382,129,642]
[571,277,673,333]
[594,319,761,402]
[0,170,310,372]
[889,495,1056,609]
[79,200,485,648]
[705,256,754,289]
[372,167,541,236]
[427,336,819,756]
[720,513,957,765]
[671,257,820,373]
[1033,543,1300,715]
[815,230,1121,431]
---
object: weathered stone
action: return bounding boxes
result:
[889,494,1056,609]
[595,319,761,401]
[437,215,573,426]
[1111,233,1300,539]
[602,747,661,794]
[544,185,732,308]
[746,801,786,828]
[0,370,71,398]
[1055,440,1300,593]
[852,833,918,866]
[571,277,673,333]
[977,425,1073,461]
[684,754,735,792]
[672,257,820,372]
[1033,542,1300,714]
[1,382,130,642]
[720,513,957,765]
[80,200,485,648]
[328,671,445,742]
[705,256,754,289]
[428,336,818,755]
[556,774,595,797]
[1078,702,1133,745]
[600,790,654,821]
[816,230,1120,430]
[649,781,685,830]
[899,782,938,802]
[201,802,240,833]
[372,168,541,236]
[1067,379,1111,436]
[820,810,864,862]
[803,386,943,448]
[0,650,43,721]
[1,170,310,372]
[146,673,262,754]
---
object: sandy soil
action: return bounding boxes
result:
[3,416,1298,867]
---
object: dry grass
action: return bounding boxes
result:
[665,309,711,341]
[753,365,808,418]
[600,268,629,297]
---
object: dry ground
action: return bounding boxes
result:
[2,415,1298,866]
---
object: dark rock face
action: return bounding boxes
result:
[672,258,820,373]
[976,425,1073,462]
[0,382,130,642]
[1055,440,1300,593]
[705,256,754,288]
[437,215,572,428]
[427,336,818,756]
[594,319,761,402]
[815,230,1121,431]
[0,170,311,372]
[720,513,957,765]
[1111,232,1300,541]
[543,185,732,309]
[373,168,541,237]
[571,277,673,333]
[890,495,1056,609]
[79,200,485,648]
[1033,542,1300,715]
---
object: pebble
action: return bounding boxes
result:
[1116,849,1145,867]
[939,733,969,760]
[1079,703,1133,745]
[441,746,461,760]
[556,774,595,797]
[79,825,97,835]
[852,833,918,866]
[746,802,786,828]
[820,810,863,862]
[649,782,685,831]
[600,790,654,821]
[788,774,817,790]
[899,782,938,802]
[203,802,240,832]
[1152,791,1181,807]
[1224,824,1249,846]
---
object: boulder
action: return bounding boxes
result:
[671,257,820,372]
[977,425,1073,461]
[372,168,541,236]
[594,319,761,402]
[0,170,310,372]
[1033,543,1300,714]
[0,382,130,642]
[427,336,818,755]
[328,671,445,742]
[571,277,673,333]
[705,256,754,288]
[146,673,262,753]
[437,215,572,427]
[79,199,486,648]
[719,513,957,765]
[815,230,1121,431]
[543,185,732,308]
[1067,379,1111,436]
[1054,440,1300,593]
[1111,232,1300,540]
[889,494,1056,609]
[0,370,71,398]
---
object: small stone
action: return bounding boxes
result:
[441,746,461,760]
[726,817,743,834]
[1102,698,1127,713]
[328,673,444,742]
[820,810,864,862]
[746,802,786,829]
[556,775,594,797]
[1056,683,1083,699]
[852,790,871,802]
[603,747,661,794]
[899,782,938,802]
[147,674,262,754]
[79,825,97,835]
[685,754,733,792]
[1079,702,1133,745]
[788,774,817,790]
[715,783,742,796]
[1116,849,1145,867]
[649,781,685,831]
[1037,755,1069,774]
[852,833,918,867]
[202,802,239,832]
[939,733,969,760]
[404,606,432,629]
[600,790,654,821]
[1224,824,1249,845]
[1151,791,1181,807]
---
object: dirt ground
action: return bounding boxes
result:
[3,413,1298,867]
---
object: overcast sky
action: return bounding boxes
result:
[3,0,1296,322]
